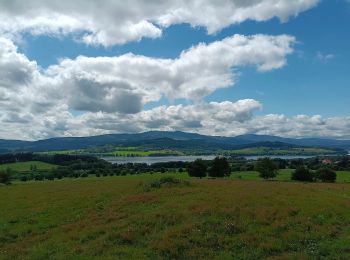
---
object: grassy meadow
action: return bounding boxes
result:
[1,173,350,259]
[0,161,57,172]
[112,149,183,157]
[36,145,341,157]
[228,147,337,156]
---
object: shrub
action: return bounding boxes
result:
[20,175,28,182]
[95,173,101,177]
[291,166,314,182]
[255,158,278,180]
[34,174,44,181]
[0,171,11,184]
[150,176,180,189]
[316,168,336,183]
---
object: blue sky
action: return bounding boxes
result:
[0,0,349,139]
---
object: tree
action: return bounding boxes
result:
[255,158,278,180]
[291,166,313,182]
[315,168,336,183]
[0,171,11,184]
[209,157,230,178]
[188,159,207,178]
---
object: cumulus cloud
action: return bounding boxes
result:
[1,34,349,140]
[63,110,350,139]
[0,0,319,46]
[2,99,349,140]
[246,115,350,139]
[0,38,38,89]
[43,34,295,113]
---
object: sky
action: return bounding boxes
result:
[0,0,349,140]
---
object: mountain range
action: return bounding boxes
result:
[0,131,349,154]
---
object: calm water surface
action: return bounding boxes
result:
[102,154,320,164]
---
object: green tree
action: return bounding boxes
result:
[188,159,207,178]
[291,166,314,182]
[255,158,278,180]
[20,175,28,182]
[209,157,230,178]
[315,168,336,183]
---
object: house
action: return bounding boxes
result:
[322,159,332,165]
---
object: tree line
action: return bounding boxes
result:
[187,157,338,182]
[0,153,347,184]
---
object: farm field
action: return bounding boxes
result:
[0,161,57,172]
[228,147,337,156]
[111,149,183,157]
[36,145,343,157]
[38,147,184,157]
[1,173,350,259]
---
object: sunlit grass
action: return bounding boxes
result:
[0,161,57,172]
[1,173,350,259]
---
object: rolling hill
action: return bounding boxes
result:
[0,131,349,154]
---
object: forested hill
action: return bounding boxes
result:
[0,131,349,153]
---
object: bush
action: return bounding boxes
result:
[20,175,28,182]
[316,168,336,183]
[0,171,11,184]
[34,174,44,181]
[150,176,180,188]
[255,158,278,180]
[291,167,314,182]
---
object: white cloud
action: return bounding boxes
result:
[0,34,294,139]
[0,0,319,46]
[64,110,350,139]
[3,101,349,140]
[316,52,335,62]
[43,34,295,114]
[1,34,349,140]
[246,114,350,139]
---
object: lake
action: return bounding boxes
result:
[101,154,320,164]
